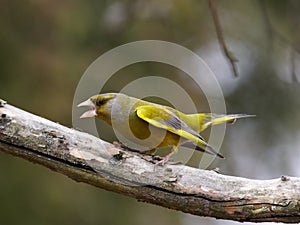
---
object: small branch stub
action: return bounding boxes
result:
[0,99,7,107]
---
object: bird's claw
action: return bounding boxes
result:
[154,155,171,166]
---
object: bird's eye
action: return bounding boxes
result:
[96,99,105,106]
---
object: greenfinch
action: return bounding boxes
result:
[78,93,251,165]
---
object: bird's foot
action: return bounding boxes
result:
[154,155,171,166]
[113,141,155,154]
[211,167,221,174]
[153,155,182,166]
[113,141,129,149]
[113,141,139,152]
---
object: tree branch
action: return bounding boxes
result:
[0,99,300,223]
[260,0,300,83]
[208,0,239,77]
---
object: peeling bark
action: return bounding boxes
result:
[0,101,299,223]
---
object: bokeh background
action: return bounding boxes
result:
[1,0,300,224]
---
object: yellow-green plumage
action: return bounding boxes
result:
[78,93,252,164]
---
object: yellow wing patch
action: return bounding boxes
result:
[136,105,224,158]
[136,105,209,149]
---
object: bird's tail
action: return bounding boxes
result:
[180,141,224,158]
[188,113,255,132]
[209,114,255,125]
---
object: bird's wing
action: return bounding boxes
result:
[136,105,203,139]
[136,105,223,157]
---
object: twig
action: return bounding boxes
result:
[208,0,239,77]
[290,48,299,83]
[260,0,300,83]
[288,0,299,83]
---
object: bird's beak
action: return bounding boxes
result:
[77,99,97,118]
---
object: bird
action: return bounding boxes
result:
[78,93,252,165]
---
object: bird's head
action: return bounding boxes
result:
[77,93,117,119]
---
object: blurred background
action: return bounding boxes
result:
[0,0,300,224]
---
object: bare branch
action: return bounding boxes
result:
[0,100,300,223]
[290,48,299,83]
[208,0,239,77]
[260,0,300,54]
[260,0,300,83]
